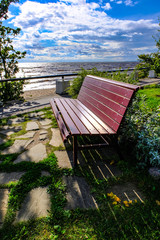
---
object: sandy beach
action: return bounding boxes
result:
[22,88,57,100]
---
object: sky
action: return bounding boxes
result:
[4,0,160,62]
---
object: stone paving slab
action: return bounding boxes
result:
[0,126,22,136]
[14,143,47,163]
[0,137,5,145]
[50,128,64,147]
[7,117,25,125]
[63,176,98,210]
[54,150,73,168]
[15,187,51,222]
[39,130,48,141]
[16,131,35,139]
[41,171,51,176]
[2,139,32,154]
[26,121,39,131]
[0,172,25,184]
[0,189,9,225]
[39,119,52,126]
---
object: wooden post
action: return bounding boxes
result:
[73,136,78,167]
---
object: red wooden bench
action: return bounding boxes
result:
[50,75,139,167]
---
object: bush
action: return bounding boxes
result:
[0,79,24,102]
[120,91,160,168]
[136,52,160,78]
[68,68,139,98]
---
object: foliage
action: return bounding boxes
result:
[136,19,160,78]
[68,68,139,98]
[0,0,26,102]
[136,52,160,78]
[120,86,160,168]
[0,0,18,20]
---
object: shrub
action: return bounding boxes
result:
[120,91,160,168]
[68,68,139,98]
[0,80,24,102]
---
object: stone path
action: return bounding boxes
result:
[0,109,144,226]
[15,187,51,222]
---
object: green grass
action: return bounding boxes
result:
[139,85,160,110]
[0,92,159,239]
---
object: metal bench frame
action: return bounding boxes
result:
[50,75,139,167]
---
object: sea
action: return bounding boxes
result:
[17,62,138,91]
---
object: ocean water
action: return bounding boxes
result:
[18,62,138,91]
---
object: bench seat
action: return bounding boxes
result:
[50,75,139,167]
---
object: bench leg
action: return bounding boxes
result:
[113,136,123,161]
[73,136,78,167]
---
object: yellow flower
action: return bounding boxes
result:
[128,200,132,204]
[134,200,138,203]
[115,197,121,203]
[112,201,117,205]
[107,192,114,197]
[123,201,129,207]
[156,200,160,206]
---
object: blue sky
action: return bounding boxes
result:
[5,0,160,62]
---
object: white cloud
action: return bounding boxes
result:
[10,0,158,62]
[124,0,138,6]
[116,1,123,4]
[103,3,112,10]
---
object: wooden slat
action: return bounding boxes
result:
[50,99,70,141]
[76,100,115,134]
[68,99,108,134]
[78,92,120,132]
[59,99,90,135]
[64,99,99,134]
[81,83,127,114]
[80,86,126,121]
[79,83,130,107]
[54,98,80,135]
[64,99,98,134]
[87,75,139,91]
[85,76,134,99]
[78,90,123,123]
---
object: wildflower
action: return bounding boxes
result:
[134,199,138,203]
[107,192,114,197]
[112,201,117,205]
[115,197,121,203]
[156,200,160,206]
[123,201,129,207]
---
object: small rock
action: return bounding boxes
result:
[41,171,51,176]
[26,122,39,131]
[149,167,160,179]
[54,151,72,168]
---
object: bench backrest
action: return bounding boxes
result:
[77,75,139,133]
